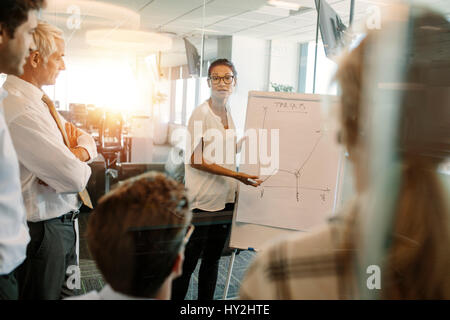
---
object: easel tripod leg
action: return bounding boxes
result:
[222,249,237,300]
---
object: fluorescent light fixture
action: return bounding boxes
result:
[267,0,301,11]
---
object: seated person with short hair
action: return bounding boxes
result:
[69,172,193,300]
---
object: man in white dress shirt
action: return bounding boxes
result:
[2,20,97,299]
[0,0,46,300]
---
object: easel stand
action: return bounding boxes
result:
[222,249,237,300]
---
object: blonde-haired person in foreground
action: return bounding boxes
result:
[68,172,193,300]
[239,6,450,300]
[2,20,97,299]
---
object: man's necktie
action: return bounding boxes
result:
[42,94,93,209]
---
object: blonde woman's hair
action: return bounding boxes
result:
[335,7,450,299]
[32,20,64,63]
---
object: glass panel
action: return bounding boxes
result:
[23,0,449,302]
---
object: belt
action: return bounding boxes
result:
[59,210,79,222]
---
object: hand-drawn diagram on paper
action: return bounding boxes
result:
[258,106,331,203]
[236,92,343,231]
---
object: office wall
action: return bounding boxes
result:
[269,40,300,92]
[230,36,270,136]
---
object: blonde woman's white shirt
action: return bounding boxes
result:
[2,75,97,222]
[185,101,238,211]
[0,86,29,275]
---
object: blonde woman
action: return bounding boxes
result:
[239,7,450,299]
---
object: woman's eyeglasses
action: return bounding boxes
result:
[209,75,234,85]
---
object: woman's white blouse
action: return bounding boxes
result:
[185,101,238,211]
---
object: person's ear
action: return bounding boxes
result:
[171,252,184,278]
[207,78,211,88]
[29,51,40,68]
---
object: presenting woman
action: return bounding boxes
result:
[172,59,261,300]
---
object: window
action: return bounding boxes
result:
[157,81,171,123]
[305,42,338,95]
[174,79,184,124]
[199,77,210,104]
[185,78,196,122]
[169,73,211,125]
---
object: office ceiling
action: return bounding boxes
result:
[42,0,450,65]
[92,0,449,39]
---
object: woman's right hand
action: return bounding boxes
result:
[234,172,262,187]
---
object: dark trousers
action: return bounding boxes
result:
[16,217,79,300]
[172,211,231,300]
[0,270,19,300]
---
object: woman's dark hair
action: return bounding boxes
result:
[208,58,237,78]
[0,0,46,38]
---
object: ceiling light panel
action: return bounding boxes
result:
[255,5,292,17]
[206,0,267,11]
[275,0,315,7]
[267,0,301,11]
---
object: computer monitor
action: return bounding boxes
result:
[184,38,200,77]
[315,0,348,58]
